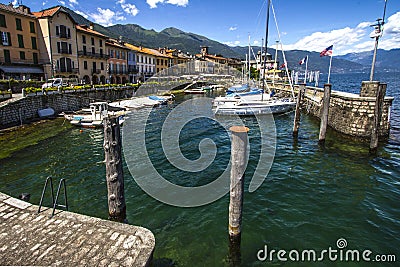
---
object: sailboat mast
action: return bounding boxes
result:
[262,0,271,92]
[248,34,251,83]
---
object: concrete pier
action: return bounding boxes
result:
[0,193,155,266]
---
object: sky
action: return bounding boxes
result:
[11,0,400,55]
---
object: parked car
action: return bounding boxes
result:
[41,78,78,89]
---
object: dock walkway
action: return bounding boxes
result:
[0,192,155,266]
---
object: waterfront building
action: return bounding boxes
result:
[196,46,243,72]
[76,24,109,84]
[127,49,138,83]
[33,6,79,81]
[106,38,129,84]
[126,45,156,82]
[0,3,43,80]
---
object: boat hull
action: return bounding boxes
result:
[213,101,296,116]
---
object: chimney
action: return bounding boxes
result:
[89,23,94,30]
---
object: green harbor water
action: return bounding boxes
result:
[0,72,399,266]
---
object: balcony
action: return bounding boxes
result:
[128,66,139,74]
[59,33,71,39]
[78,51,110,59]
[54,68,79,74]
[59,49,71,55]
[109,69,128,75]
[91,69,102,75]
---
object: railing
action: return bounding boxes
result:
[109,70,128,75]
[37,176,68,218]
[91,68,102,75]
[58,33,71,39]
[58,49,71,54]
[54,68,79,74]
[78,51,110,59]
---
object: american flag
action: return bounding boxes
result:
[320,45,333,57]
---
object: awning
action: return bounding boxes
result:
[0,66,44,74]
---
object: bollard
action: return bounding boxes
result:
[318,84,332,144]
[103,116,126,222]
[370,83,387,154]
[228,126,249,237]
[293,84,305,137]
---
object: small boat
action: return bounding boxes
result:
[109,95,174,110]
[38,107,55,118]
[184,88,206,94]
[226,84,249,94]
[213,97,296,116]
[65,102,125,128]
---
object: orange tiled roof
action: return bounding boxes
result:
[125,43,172,58]
[32,6,61,18]
[76,25,107,38]
[0,3,36,18]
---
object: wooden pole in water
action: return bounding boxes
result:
[318,84,332,144]
[370,83,387,154]
[228,126,249,237]
[103,116,126,222]
[228,126,249,266]
[293,84,305,137]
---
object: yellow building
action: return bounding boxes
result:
[0,3,43,80]
[76,24,108,84]
[33,6,79,80]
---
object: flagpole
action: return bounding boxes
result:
[327,55,332,84]
[304,56,308,84]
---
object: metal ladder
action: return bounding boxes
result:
[37,176,68,218]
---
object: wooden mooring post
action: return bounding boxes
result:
[370,83,387,154]
[293,84,305,137]
[103,116,126,222]
[228,126,249,265]
[318,84,332,144]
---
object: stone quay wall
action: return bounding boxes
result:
[0,87,135,128]
[273,81,394,138]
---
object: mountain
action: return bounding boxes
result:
[62,6,397,73]
[337,49,400,71]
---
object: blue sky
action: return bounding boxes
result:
[13,0,400,55]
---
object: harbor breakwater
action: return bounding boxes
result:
[0,87,135,128]
[274,81,394,138]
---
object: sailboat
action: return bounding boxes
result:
[213,0,296,116]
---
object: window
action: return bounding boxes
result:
[16,18,22,30]
[0,14,6,28]
[1,32,11,46]
[82,35,86,44]
[31,37,37,50]
[56,25,70,38]
[100,48,103,56]
[91,37,94,46]
[91,47,95,55]
[17,34,24,48]
[101,62,104,70]
[69,44,72,54]
[29,21,35,33]
[84,61,87,69]
[33,52,38,64]
[20,51,25,60]
[116,50,120,59]
[83,45,87,54]
[92,62,96,72]
[4,49,10,63]
[99,39,103,47]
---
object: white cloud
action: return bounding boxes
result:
[42,1,47,6]
[89,8,125,26]
[69,0,78,5]
[60,1,66,5]
[281,12,400,55]
[11,0,17,6]
[146,0,188,9]
[253,40,260,45]
[116,0,139,16]
[224,40,241,47]
[75,10,89,19]
[229,26,237,31]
